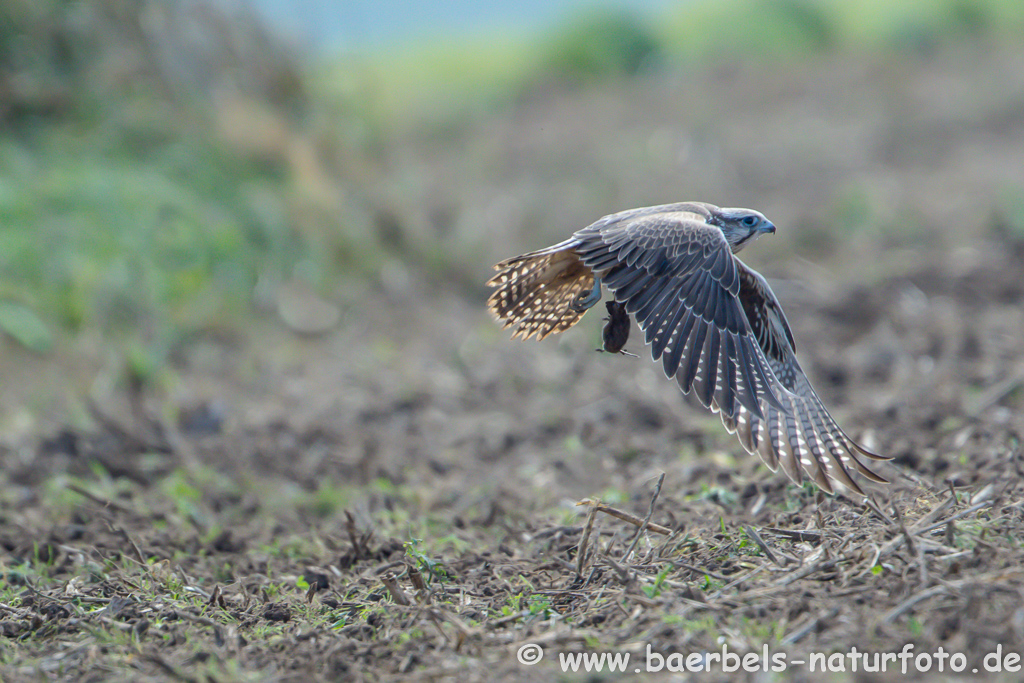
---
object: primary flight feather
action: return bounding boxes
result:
[487,201,888,495]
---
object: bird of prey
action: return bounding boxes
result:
[486,201,888,495]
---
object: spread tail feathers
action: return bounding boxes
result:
[486,247,596,340]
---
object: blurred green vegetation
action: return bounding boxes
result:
[0,0,338,372]
[2,0,1023,364]
[541,11,662,82]
[344,0,1024,122]
[0,129,290,332]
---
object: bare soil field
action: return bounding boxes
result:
[2,46,1024,681]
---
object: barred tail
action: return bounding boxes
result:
[486,245,596,341]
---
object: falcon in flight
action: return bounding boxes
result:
[486,202,887,495]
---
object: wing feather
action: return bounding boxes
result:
[709,262,889,493]
[693,324,719,408]
[571,203,886,493]
[718,333,738,418]
[574,207,787,421]
[632,272,678,324]
[489,201,887,495]
[681,314,708,396]
[660,303,695,374]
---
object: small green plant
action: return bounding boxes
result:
[526,594,552,618]
[699,485,739,507]
[641,566,671,599]
[700,574,723,592]
[404,537,450,583]
[500,592,523,617]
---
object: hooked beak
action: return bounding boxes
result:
[759,221,776,235]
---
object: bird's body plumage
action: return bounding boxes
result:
[486,201,888,495]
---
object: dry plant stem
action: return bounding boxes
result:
[407,562,428,594]
[743,525,788,567]
[576,499,600,579]
[765,527,822,542]
[381,572,411,606]
[602,556,633,586]
[622,473,666,562]
[894,505,917,558]
[781,607,839,645]
[578,502,671,536]
[67,483,135,514]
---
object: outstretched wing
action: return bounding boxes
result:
[571,204,887,494]
[571,205,787,424]
[717,264,889,494]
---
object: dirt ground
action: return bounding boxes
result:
[3,46,1024,681]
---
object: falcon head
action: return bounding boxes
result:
[711,207,776,253]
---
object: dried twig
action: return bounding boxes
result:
[407,562,427,594]
[744,525,789,567]
[622,473,666,562]
[781,607,839,645]
[763,527,822,543]
[575,498,600,580]
[881,585,949,624]
[345,510,372,560]
[66,483,135,514]
[381,572,411,606]
[894,506,917,558]
[577,501,671,535]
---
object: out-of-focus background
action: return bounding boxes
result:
[2,0,1024,679]
[2,0,1022,424]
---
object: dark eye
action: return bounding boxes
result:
[741,215,759,228]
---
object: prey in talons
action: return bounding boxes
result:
[596,300,637,357]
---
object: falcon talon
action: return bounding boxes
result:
[570,276,603,312]
[486,201,889,496]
